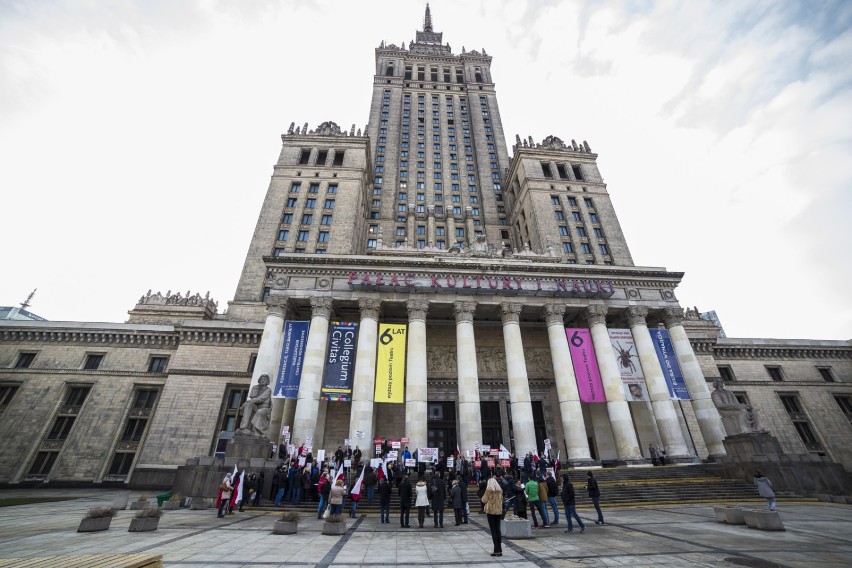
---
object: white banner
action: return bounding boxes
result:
[418,448,439,463]
[608,328,649,401]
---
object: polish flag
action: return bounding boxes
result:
[349,465,366,502]
[499,444,509,454]
[230,470,243,507]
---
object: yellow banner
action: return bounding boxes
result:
[374,323,407,403]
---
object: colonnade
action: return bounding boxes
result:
[251,297,727,462]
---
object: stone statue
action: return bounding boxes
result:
[237,374,272,437]
[711,377,762,436]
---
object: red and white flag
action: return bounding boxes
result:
[349,465,366,502]
[230,470,242,507]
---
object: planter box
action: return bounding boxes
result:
[129,517,160,532]
[189,498,208,510]
[272,520,298,535]
[713,506,745,525]
[742,509,785,531]
[110,493,129,511]
[129,501,151,510]
[161,501,180,510]
[322,521,347,535]
[78,517,112,532]
[501,518,532,539]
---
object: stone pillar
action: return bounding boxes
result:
[348,298,381,450]
[292,297,333,449]
[406,299,430,452]
[251,297,287,441]
[543,304,592,464]
[407,203,416,247]
[447,216,456,247]
[465,206,475,244]
[665,308,728,458]
[627,306,691,460]
[501,303,536,456]
[427,205,436,248]
[455,301,483,453]
[587,305,643,463]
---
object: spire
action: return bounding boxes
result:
[423,3,433,32]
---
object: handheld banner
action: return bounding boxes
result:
[649,328,690,400]
[321,321,359,401]
[566,328,606,403]
[274,321,309,398]
[608,328,649,402]
[374,323,407,403]
[418,448,439,463]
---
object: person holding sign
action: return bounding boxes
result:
[482,477,504,557]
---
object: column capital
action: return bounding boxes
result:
[265,295,289,317]
[454,301,477,324]
[407,299,430,321]
[542,303,566,325]
[664,307,684,327]
[500,302,522,324]
[627,305,649,327]
[309,296,334,319]
[586,304,608,326]
[358,298,382,320]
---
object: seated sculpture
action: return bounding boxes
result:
[237,374,272,438]
[711,377,762,436]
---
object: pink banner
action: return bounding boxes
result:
[566,328,606,403]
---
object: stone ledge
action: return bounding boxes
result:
[743,509,785,531]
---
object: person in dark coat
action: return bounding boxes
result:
[378,476,392,523]
[253,471,264,506]
[431,472,447,527]
[500,474,515,518]
[523,453,533,480]
[513,478,528,519]
[270,467,281,501]
[240,474,256,511]
[587,471,604,524]
[398,475,413,528]
[291,467,303,505]
[460,475,469,524]
[480,457,490,483]
[450,478,464,526]
[561,473,585,533]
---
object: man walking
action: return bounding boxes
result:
[398,474,412,528]
[587,471,604,524]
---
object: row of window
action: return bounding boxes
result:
[718,365,838,383]
[385,62,487,84]
[297,148,345,167]
[542,162,585,181]
[13,352,168,373]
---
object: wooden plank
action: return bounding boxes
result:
[0,555,163,568]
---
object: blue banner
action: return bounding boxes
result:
[321,321,359,401]
[274,321,309,399]
[649,329,690,400]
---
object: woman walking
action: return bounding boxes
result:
[415,476,430,528]
[482,477,504,557]
[217,473,233,518]
[329,478,346,516]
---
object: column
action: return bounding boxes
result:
[427,205,436,248]
[543,304,592,464]
[252,297,287,440]
[587,305,643,462]
[292,297,333,449]
[348,298,381,450]
[627,306,691,460]
[665,308,728,458]
[464,206,475,244]
[446,216,456,247]
[407,203,416,247]
[501,303,537,456]
[455,301,483,453]
[405,299,430,452]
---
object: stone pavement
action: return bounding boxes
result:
[0,489,850,567]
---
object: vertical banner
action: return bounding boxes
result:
[566,328,606,403]
[649,328,690,400]
[374,323,407,403]
[321,321,359,401]
[608,328,649,402]
[274,321,309,398]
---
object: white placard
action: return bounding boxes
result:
[499,451,509,460]
[418,448,439,463]
[388,451,398,460]
[544,439,552,449]
[344,459,352,468]
[355,430,364,439]
[317,449,326,463]
[446,457,454,469]
[344,438,352,446]
[391,441,401,449]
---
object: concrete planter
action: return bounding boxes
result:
[713,506,745,525]
[501,518,532,539]
[129,517,160,532]
[189,498,208,510]
[272,520,298,535]
[161,501,180,510]
[78,517,112,532]
[322,520,347,535]
[129,501,151,510]
[110,493,129,511]
[742,509,785,531]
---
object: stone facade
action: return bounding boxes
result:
[0,8,850,488]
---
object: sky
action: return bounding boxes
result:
[1,0,850,340]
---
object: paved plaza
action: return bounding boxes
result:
[0,489,850,567]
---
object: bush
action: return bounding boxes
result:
[279,511,300,522]
[134,507,163,519]
[168,494,181,502]
[136,495,148,502]
[324,514,345,523]
[84,507,117,519]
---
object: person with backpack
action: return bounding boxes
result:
[587,471,604,524]
[561,473,585,533]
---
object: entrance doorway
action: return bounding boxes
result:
[427,401,457,457]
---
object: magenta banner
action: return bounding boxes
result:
[566,328,606,403]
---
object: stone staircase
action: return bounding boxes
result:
[247,464,771,513]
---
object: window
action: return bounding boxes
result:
[568,197,578,207]
[559,226,569,236]
[290,182,301,193]
[594,228,604,238]
[834,395,852,425]
[273,248,284,256]
[301,214,313,224]
[581,243,592,254]
[572,165,584,180]
[551,196,559,205]
[332,151,344,166]
[83,354,103,370]
[107,452,135,477]
[14,353,36,368]
[554,211,565,221]
[766,366,784,382]
[590,213,599,223]
[778,393,822,451]
[572,211,582,221]
[316,150,328,165]
[282,214,293,224]
[298,230,310,241]
[576,227,587,237]
[599,244,609,255]
[28,452,58,477]
[65,386,91,407]
[317,231,329,243]
[305,198,316,208]
[321,215,332,225]
[148,357,168,373]
[47,416,75,440]
[818,367,836,382]
[122,418,147,442]
[298,149,310,165]
[584,197,594,208]
[0,384,20,416]
[278,230,289,241]
[133,389,159,409]
[563,243,574,253]
[541,162,553,178]
[367,238,377,248]
[324,199,335,209]
[286,197,298,207]
[718,366,736,382]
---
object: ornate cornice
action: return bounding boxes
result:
[177,330,261,346]
[454,301,477,324]
[627,306,649,327]
[407,299,430,322]
[310,297,334,319]
[0,329,178,348]
[710,344,852,361]
[664,307,683,327]
[586,304,608,326]
[359,298,382,320]
[500,302,522,324]
[0,368,167,377]
[542,304,566,326]
[266,296,289,317]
